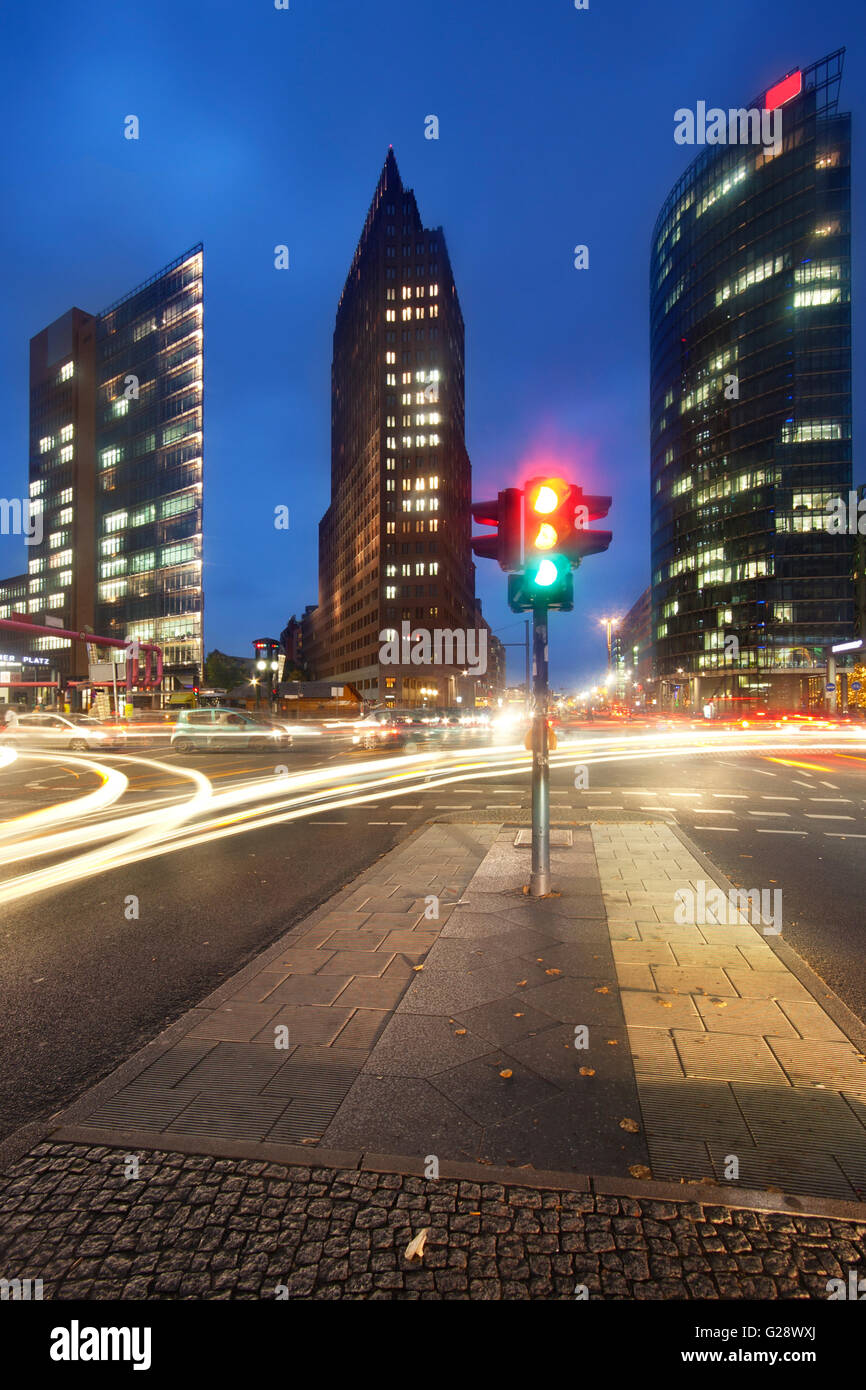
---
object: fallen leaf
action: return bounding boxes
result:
[516,980,527,988]
[404,1229,429,1262]
[711,998,727,1008]
[455,1028,467,1036]
[579,1067,595,1076]
[606,1039,618,1046]
[655,997,673,1009]
[620,1117,640,1133]
[413,964,424,972]
[629,1164,652,1180]
[499,1069,513,1079]
[545,968,562,976]
[514,1012,524,1018]
[595,986,610,995]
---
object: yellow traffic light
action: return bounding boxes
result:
[532,484,560,514]
[534,522,558,549]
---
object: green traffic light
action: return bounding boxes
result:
[533,558,559,587]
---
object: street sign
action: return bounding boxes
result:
[826,682,836,691]
[852,682,862,691]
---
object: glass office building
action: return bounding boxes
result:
[95,245,204,682]
[650,51,852,711]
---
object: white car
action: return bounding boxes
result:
[1,712,125,752]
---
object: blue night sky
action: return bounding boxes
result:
[0,0,862,686]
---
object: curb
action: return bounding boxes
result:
[23,1125,866,1225]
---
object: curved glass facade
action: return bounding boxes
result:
[650,52,852,710]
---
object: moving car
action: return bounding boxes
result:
[0,711,126,752]
[351,713,407,749]
[170,707,292,753]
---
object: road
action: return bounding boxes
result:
[0,721,864,1140]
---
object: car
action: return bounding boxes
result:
[351,714,407,749]
[0,711,126,752]
[170,707,292,753]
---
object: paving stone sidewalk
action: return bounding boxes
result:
[3,814,866,1302]
[594,822,866,1200]
[323,828,649,1175]
[46,823,498,1151]
[1,1142,865,1300]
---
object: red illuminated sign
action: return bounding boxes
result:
[765,70,802,110]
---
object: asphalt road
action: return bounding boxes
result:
[0,727,864,1141]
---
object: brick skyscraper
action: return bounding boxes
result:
[306,150,477,706]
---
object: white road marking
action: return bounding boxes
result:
[805,814,855,821]
[809,797,852,804]
[791,779,815,789]
[748,811,790,818]
[761,796,799,802]
[712,793,748,799]
[824,832,866,839]
[694,808,736,815]
[695,825,739,833]
[755,829,808,835]
[819,781,840,790]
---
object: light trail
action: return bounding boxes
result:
[0,726,864,906]
[0,750,129,839]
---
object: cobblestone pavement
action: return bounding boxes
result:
[1,1142,865,1300]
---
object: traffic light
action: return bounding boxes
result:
[471,488,523,570]
[508,555,574,612]
[524,476,612,568]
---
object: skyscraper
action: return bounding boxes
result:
[305,150,476,706]
[16,245,203,688]
[650,52,852,712]
[95,246,204,683]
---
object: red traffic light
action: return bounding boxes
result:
[471,488,523,570]
[524,477,612,566]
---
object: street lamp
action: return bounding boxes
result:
[599,616,621,671]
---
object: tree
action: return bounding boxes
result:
[204,650,250,692]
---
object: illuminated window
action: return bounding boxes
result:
[57,507,73,525]
[113,398,129,417]
[793,287,842,308]
[60,445,73,463]
[429,284,438,297]
[59,361,73,382]
[105,510,129,534]
[161,493,195,519]
[59,424,74,443]
[781,420,844,443]
[794,262,842,284]
[385,309,396,322]
[385,352,396,364]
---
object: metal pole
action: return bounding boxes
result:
[525,619,531,715]
[530,600,550,897]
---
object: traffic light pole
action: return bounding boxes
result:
[530,599,551,897]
